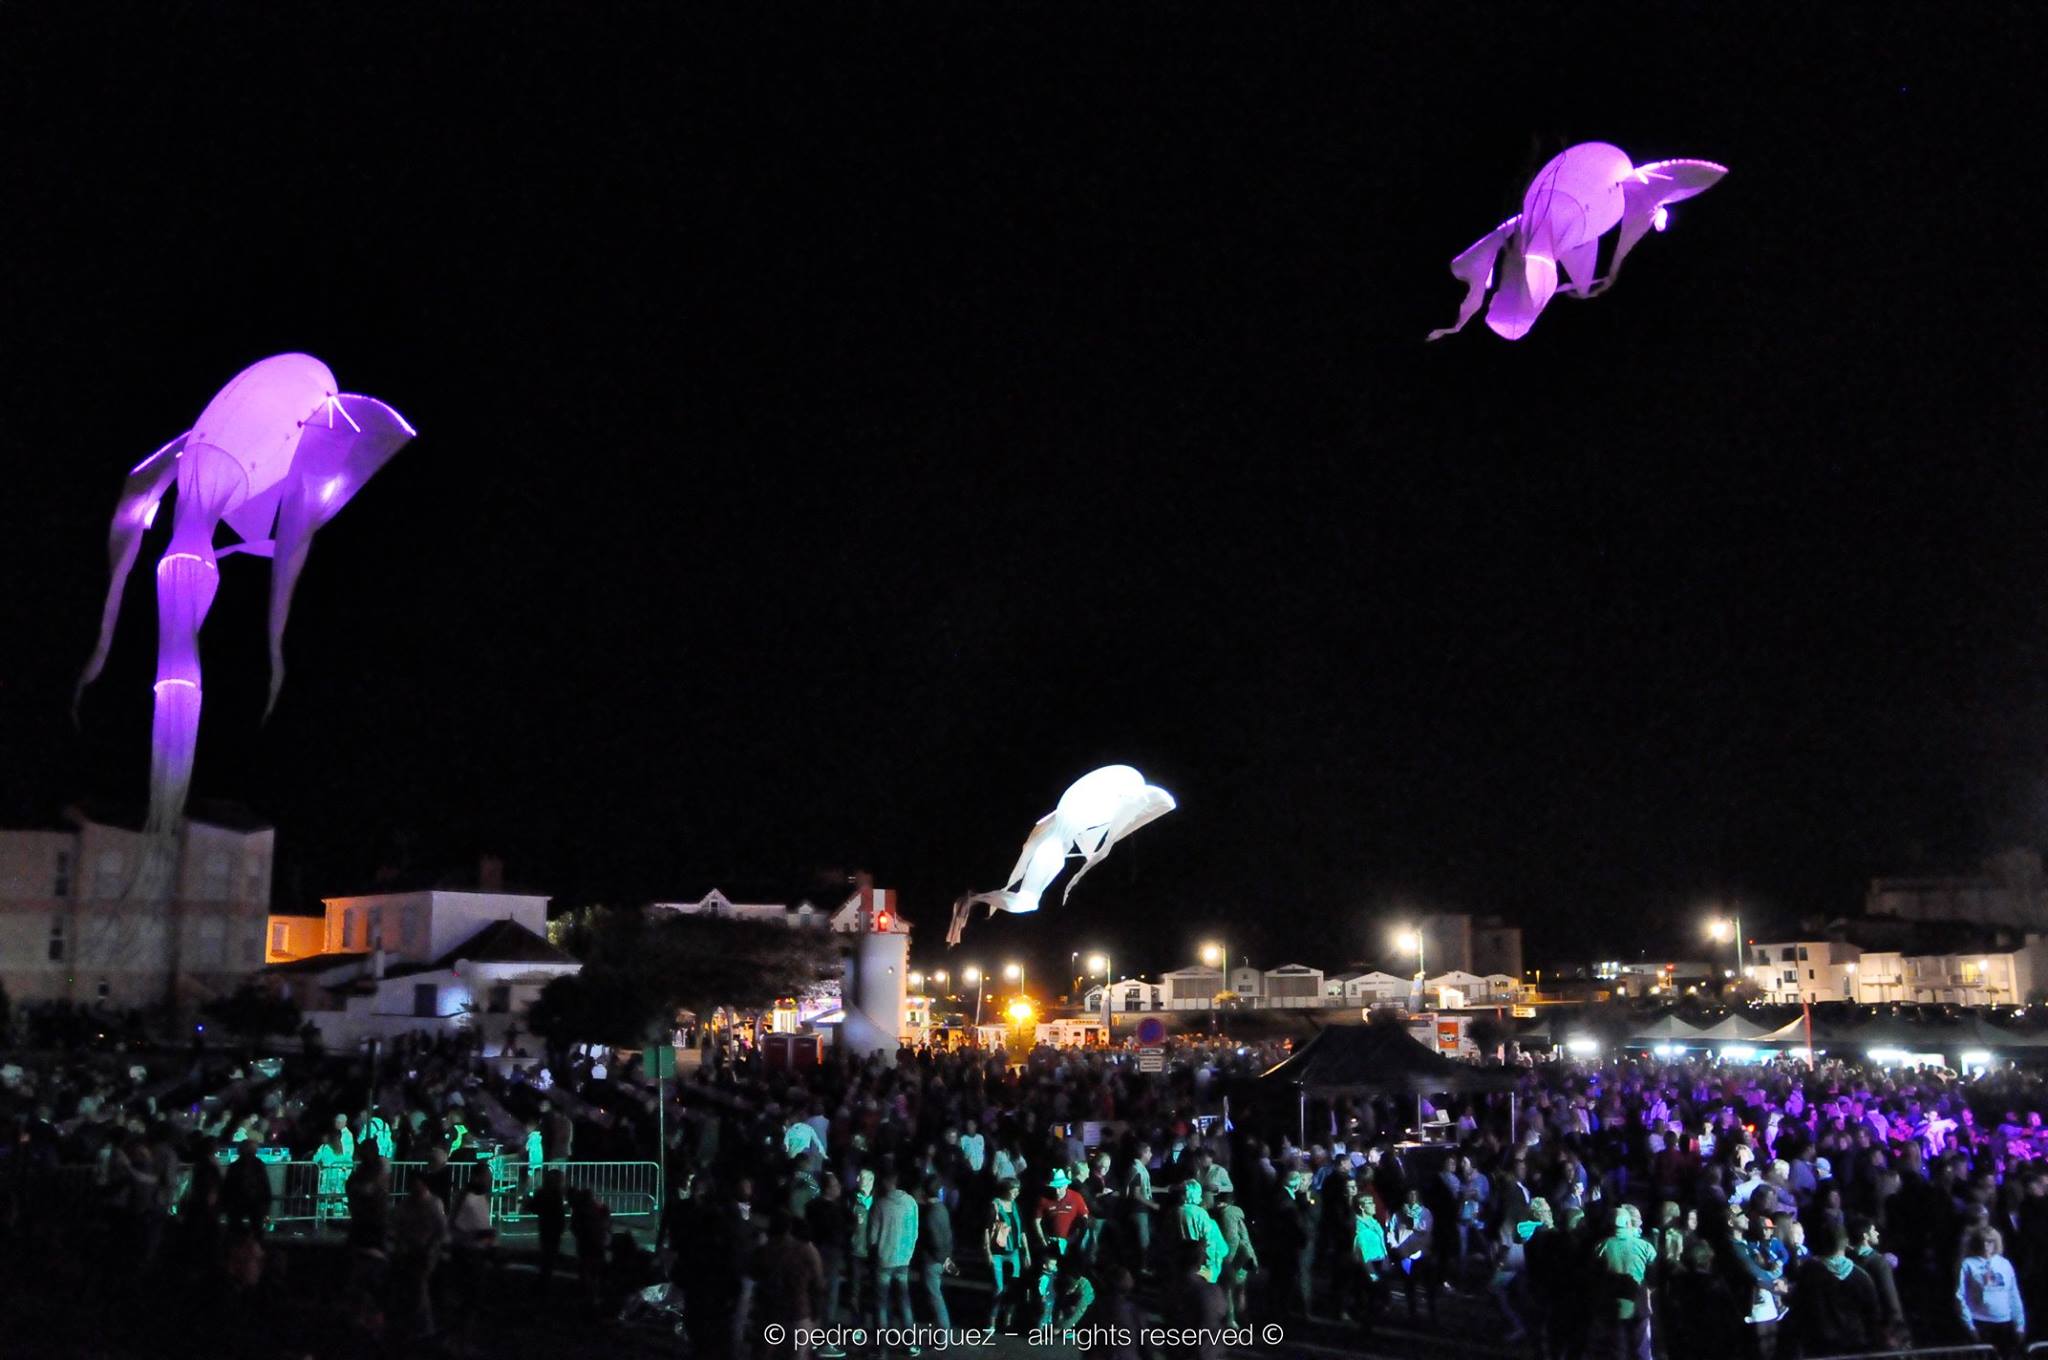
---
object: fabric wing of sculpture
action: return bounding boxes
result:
[1429,142,1725,341]
[949,765,1176,945]
[78,354,415,902]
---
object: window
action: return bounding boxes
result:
[487,984,512,1014]
[54,851,73,898]
[413,984,438,1018]
[96,979,110,1000]
[48,918,65,962]
[1796,947,1809,961]
[1807,969,1816,980]
[271,924,289,955]
[1782,970,1796,985]
[1779,947,1795,962]
[202,854,230,901]
[95,851,123,899]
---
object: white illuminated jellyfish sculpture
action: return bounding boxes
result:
[78,354,416,896]
[1428,142,1726,341]
[948,764,1176,945]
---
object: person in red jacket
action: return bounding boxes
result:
[1035,1168,1092,1260]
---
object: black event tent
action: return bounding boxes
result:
[1259,1024,1514,1097]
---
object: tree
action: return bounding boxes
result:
[201,982,302,1045]
[527,968,662,1052]
[1467,1012,1511,1058]
[528,910,843,1051]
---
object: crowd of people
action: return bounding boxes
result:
[12,1002,2048,1359]
[0,1016,625,1355]
[649,1033,2048,1360]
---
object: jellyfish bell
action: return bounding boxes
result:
[193,353,339,512]
[1056,764,1151,829]
[1429,141,1726,342]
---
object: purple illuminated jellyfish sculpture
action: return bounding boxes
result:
[948,764,1175,945]
[1429,142,1726,341]
[78,354,416,894]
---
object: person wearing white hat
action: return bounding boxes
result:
[1035,1168,1091,1261]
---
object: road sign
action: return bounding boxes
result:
[1138,1047,1165,1073]
[1136,1017,1167,1046]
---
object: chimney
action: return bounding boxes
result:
[479,854,505,892]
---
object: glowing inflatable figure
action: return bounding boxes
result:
[1428,143,1726,341]
[78,354,416,882]
[949,765,1175,945]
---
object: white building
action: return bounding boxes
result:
[0,806,273,1008]
[1327,970,1410,1005]
[1262,963,1325,1006]
[1749,939,1862,1004]
[649,886,906,935]
[1480,973,1526,1002]
[1858,941,2045,1007]
[1082,977,1164,1013]
[1751,933,2048,1007]
[1227,965,1263,1001]
[266,889,578,1051]
[1161,965,1226,1010]
[650,888,833,929]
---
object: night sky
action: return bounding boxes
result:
[4,6,2045,982]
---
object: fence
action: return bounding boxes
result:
[14,1157,662,1230]
[493,1160,662,1223]
[1814,1348,1995,1360]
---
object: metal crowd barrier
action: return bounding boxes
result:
[493,1160,662,1222]
[21,1157,661,1230]
[1814,1347,1996,1360]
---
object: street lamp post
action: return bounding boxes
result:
[1088,952,1112,1032]
[964,966,983,1027]
[1707,912,1744,997]
[1396,927,1425,1009]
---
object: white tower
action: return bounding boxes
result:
[836,880,909,1061]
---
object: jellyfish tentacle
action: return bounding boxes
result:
[1596,159,1728,295]
[263,393,415,716]
[1062,785,1175,903]
[1428,216,1519,341]
[75,436,187,721]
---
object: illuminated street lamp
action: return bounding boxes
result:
[1200,941,1225,969]
[1396,926,1425,1009]
[1395,927,1425,976]
[1088,952,1111,1029]
[1004,961,1025,990]
[1706,912,1744,992]
[909,971,924,992]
